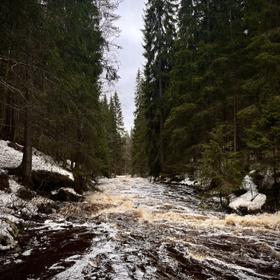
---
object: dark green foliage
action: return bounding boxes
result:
[200,125,243,196]
[133,0,280,206]
[142,0,177,177]
[100,92,127,176]
[132,70,148,176]
[0,0,122,186]
[109,93,125,175]
[163,0,280,187]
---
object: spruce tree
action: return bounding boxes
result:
[132,70,148,176]
[143,0,177,177]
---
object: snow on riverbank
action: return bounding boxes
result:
[0,213,22,251]
[0,140,74,251]
[0,177,56,250]
[0,140,73,180]
[229,175,266,213]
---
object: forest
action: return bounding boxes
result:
[0,0,279,206]
[0,1,280,279]
[132,0,280,208]
[0,0,131,190]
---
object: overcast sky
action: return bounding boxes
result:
[115,0,146,131]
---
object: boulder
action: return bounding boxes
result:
[229,192,266,214]
[31,170,74,195]
[7,142,23,152]
[0,214,21,251]
[229,175,266,214]
[16,188,35,201]
[51,188,82,202]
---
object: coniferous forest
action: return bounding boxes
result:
[0,0,279,204]
[132,0,280,206]
[1,1,280,279]
[0,0,130,189]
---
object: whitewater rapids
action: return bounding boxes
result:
[59,176,280,280]
[1,176,279,280]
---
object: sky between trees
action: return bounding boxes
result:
[115,0,145,131]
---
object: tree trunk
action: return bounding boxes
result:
[19,104,33,185]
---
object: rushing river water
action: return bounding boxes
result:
[1,176,280,280]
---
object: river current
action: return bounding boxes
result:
[1,176,279,279]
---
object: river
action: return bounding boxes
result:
[1,176,280,279]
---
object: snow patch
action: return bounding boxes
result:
[22,249,32,256]
[229,192,266,212]
[60,188,81,197]
[229,175,266,212]
[0,140,73,180]
[180,177,198,186]
[242,175,257,192]
[0,214,21,251]
[8,178,22,192]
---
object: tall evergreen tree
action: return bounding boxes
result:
[132,70,148,176]
[143,0,177,177]
[107,92,126,175]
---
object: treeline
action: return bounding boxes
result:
[0,0,129,188]
[132,0,280,195]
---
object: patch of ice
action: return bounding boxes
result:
[0,168,8,175]
[49,264,66,271]
[43,220,73,231]
[51,190,58,195]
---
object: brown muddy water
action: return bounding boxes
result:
[0,176,280,279]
